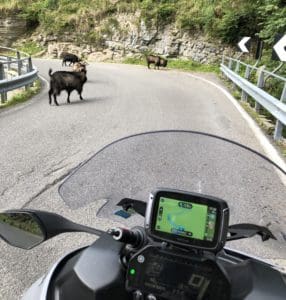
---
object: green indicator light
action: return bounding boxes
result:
[130,268,136,275]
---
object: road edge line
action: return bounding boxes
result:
[187,73,286,172]
[0,74,48,116]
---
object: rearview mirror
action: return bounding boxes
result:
[0,209,103,250]
[0,212,45,249]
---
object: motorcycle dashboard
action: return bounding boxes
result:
[145,189,229,252]
[126,245,231,300]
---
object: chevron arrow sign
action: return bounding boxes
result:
[238,37,251,53]
[273,35,286,62]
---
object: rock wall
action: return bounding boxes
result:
[38,13,238,63]
[0,14,27,47]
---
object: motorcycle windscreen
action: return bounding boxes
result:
[59,130,286,260]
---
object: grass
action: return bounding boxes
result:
[240,101,274,135]
[0,79,41,109]
[221,74,286,157]
[15,41,44,56]
[122,57,146,66]
[122,57,220,73]
[241,101,286,156]
[0,0,20,12]
[168,59,219,74]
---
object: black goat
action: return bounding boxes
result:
[159,57,168,68]
[62,53,80,66]
[146,55,160,69]
[48,69,87,106]
[146,55,168,69]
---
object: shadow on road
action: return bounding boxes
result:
[86,79,109,84]
[50,96,109,106]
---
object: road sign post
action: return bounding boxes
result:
[254,39,264,60]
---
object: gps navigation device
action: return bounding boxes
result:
[145,189,229,252]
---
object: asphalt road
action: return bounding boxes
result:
[0,59,286,299]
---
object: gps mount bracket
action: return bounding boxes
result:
[117,198,147,217]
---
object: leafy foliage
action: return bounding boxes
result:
[0,0,285,46]
[258,0,286,44]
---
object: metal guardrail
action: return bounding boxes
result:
[221,56,286,140]
[0,46,38,104]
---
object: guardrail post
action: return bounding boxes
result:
[235,61,240,73]
[28,56,33,72]
[232,60,241,89]
[221,56,226,79]
[228,59,233,70]
[25,57,33,90]
[241,65,251,101]
[0,62,7,103]
[7,57,11,71]
[274,83,286,140]
[25,63,30,91]
[17,51,22,76]
[255,71,265,112]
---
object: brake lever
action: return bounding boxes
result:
[227,223,276,242]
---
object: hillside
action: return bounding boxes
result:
[0,0,285,63]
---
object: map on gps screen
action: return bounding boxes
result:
[155,197,217,241]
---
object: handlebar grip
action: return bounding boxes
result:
[109,227,142,247]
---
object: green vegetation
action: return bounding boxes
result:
[168,59,219,73]
[0,79,41,109]
[123,57,219,73]
[16,41,44,56]
[0,212,43,236]
[0,0,22,12]
[0,1,284,144]
[240,101,286,155]
[0,0,284,48]
[221,71,286,154]
[122,57,146,66]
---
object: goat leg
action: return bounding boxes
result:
[48,90,52,105]
[67,91,71,104]
[78,89,83,100]
[53,94,59,106]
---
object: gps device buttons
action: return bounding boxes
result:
[133,290,143,300]
[147,294,157,300]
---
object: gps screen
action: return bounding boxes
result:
[155,197,217,241]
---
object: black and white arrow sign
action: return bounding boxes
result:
[238,37,251,53]
[273,35,286,62]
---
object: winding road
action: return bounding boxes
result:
[0,59,286,299]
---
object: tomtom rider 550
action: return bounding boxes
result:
[145,189,229,252]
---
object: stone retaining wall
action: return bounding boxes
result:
[0,14,27,47]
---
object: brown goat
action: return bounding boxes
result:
[146,55,168,70]
[72,62,87,73]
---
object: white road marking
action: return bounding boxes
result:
[0,74,49,116]
[187,73,286,183]
[197,180,202,193]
